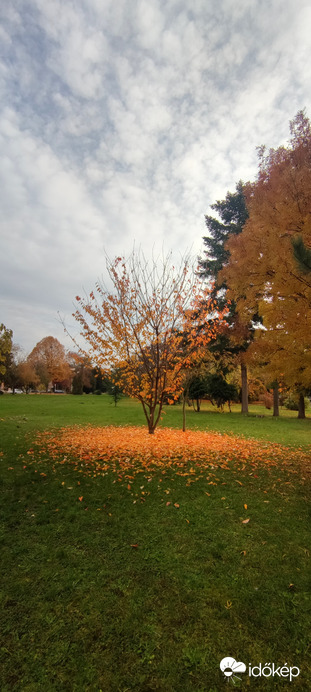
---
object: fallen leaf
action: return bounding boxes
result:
[130,543,138,548]
[244,503,248,509]
[242,518,250,524]
[174,503,180,508]
[78,496,83,502]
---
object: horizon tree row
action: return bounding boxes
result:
[0,334,113,396]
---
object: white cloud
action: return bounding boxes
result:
[1,0,311,351]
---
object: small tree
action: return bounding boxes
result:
[188,374,209,412]
[0,323,13,378]
[106,370,124,406]
[206,373,239,411]
[72,251,226,433]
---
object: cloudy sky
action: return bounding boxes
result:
[1,0,311,354]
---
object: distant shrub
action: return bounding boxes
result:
[284,394,309,410]
[206,373,239,411]
[284,395,299,411]
[262,392,273,409]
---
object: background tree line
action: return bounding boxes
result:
[0,333,118,399]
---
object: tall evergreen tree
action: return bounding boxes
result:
[198,181,253,414]
[199,181,248,297]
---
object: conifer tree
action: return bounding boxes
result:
[198,182,252,413]
[199,181,248,296]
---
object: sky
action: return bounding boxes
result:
[1,0,311,355]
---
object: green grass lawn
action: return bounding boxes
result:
[0,394,310,690]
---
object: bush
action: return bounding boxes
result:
[206,373,239,410]
[262,392,273,409]
[284,394,309,410]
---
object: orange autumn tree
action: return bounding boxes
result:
[27,336,71,392]
[221,111,311,417]
[72,251,226,433]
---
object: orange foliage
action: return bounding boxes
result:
[222,111,311,389]
[72,251,228,433]
[27,336,71,390]
[27,425,310,483]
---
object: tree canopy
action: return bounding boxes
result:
[27,336,71,391]
[72,251,227,433]
[221,110,311,414]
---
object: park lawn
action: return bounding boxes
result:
[0,394,310,690]
[1,391,311,447]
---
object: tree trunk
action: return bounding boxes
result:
[182,392,186,432]
[148,410,155,433]
[241,362,248,414]
[273,382,279,417]
[142,401,156,434]
[298,392,306,419]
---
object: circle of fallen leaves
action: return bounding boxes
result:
[24,425,310,485]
